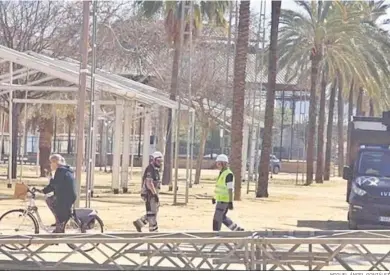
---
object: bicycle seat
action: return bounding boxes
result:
[73,208,98,224]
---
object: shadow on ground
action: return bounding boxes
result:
[296,220,349,230]
[332,206,348,211]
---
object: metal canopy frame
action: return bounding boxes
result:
[26,51,190,111]
[0,45,188,110]
[0,45,192,205]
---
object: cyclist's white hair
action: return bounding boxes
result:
[49,154,66,165]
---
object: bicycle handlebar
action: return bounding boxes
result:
[26,186,42,195]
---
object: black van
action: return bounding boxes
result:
[344,147,390,229]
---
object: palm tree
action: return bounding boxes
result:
[66,113,75,154]
[230,0,251,201]
[315,68,328,183]
[356,88,364,116]
[136,1,228,189]
[324,78,337,181]
[337,80,344,176]
[346,79,354,166]
[256,1,282,198]
[278,1,390,185]
[29,105,55,177]
[277,1,336,185]
[369,99,375,116]
[343,0,390,167]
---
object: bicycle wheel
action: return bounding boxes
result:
[0,209,39,250]
[66,215,104,252]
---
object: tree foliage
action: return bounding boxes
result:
[275,0,390,185]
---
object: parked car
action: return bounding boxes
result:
[203,153,218,160]
[247,154,281,174]
[269,154,281,174]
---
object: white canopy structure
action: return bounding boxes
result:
[0,45,193,207]
[0,46,187,110]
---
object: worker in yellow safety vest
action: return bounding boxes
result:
[212,154,244,231]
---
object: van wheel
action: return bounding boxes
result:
[348,211,358,230]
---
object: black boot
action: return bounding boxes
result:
[133,221,142,232]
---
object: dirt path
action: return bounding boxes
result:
[0,166,350,232]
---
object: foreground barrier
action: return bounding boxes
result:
[0,230,390,270]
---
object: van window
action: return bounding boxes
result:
[358,151,390,177]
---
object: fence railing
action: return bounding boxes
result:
[0,230,390,270]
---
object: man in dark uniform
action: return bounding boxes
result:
[133,151,163,232]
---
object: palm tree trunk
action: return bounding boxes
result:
[324,78,337,181]
[337,80,344,176]
[67,116,72,154]
[356,88,363,116]
[305,50,321,185]
[315,69,327,183]
[194,123,208,185]
[369,99,374,116]
[346,80,354,164]
[11,104,22,179]
[162,42,181,190]
[230,0,251,201]
[39,117,54,177]
[256,0,281,197]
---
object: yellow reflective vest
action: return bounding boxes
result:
[215,168,233,202]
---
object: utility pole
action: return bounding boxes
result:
[85,0,98,208]
[75,1,90,208]
[221,1,234,155]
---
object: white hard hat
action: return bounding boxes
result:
[216,154,229,163]
[152,151,163,159]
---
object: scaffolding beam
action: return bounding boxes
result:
[0,85,77,91]
[12,99,117,105]
[121,100,133,193]
[7,62,13,188]
[111,99,124,194]
[0,231,389,271]
[142,106,151,172]
[74,0,91,208]
[85,0,99,204]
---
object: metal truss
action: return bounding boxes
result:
[26,51,189,111]
[1,231,390,271]
[0,45,187,110]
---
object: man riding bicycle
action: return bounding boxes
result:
[41,154,77,233]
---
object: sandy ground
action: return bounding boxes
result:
[0,165,349,232]
[0,166,385,271]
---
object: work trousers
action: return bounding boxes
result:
[135,196,159,232]
[213,202,244,231]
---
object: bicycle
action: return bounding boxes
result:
[0,184,104,252]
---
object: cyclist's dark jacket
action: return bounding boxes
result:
[42,165,77,222]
